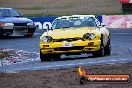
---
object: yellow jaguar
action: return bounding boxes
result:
[40,15,111,61]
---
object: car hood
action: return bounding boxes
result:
[42,27,100,39]
[0,17,32,23]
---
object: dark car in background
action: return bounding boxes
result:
[0,8,36,37]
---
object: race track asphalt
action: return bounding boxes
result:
[0,28,132,72]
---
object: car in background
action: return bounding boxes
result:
[40,15,111,61]
[0,8,36,37]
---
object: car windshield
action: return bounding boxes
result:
[52,17,97,29]
[0,9,21,17]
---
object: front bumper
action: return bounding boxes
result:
[0,25,36,36]
[0,27,13,35]
[40,40,101,54]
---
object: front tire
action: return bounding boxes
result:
[40,50,51,61]
[40,50,60,61]
[93,45,104,57]
[92,35,104,57]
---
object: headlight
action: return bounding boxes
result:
[0,22,14,26]
[83,33,96,40]
[0,22,5,26]
[27,22,34,26]
[41,36,53,43]
[5,23,14,26]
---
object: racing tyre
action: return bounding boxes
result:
[40,50,51,61]
[104,38,111,55]
[92,36,104,57]
[93,45,104,57]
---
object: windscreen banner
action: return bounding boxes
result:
[102,15,132,28]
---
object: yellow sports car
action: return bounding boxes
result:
[40,16,111,61]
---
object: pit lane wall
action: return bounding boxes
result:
[29,15,132,29]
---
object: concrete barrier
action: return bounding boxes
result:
[29,15,132,29]
[103,15,132,28]
[29,16,102,30]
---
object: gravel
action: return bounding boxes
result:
[0,63,132,88]
[0,48,39,66]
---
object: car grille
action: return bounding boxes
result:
[53,37,84,42]
[54,46,84,51]
[13,23,27,26]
